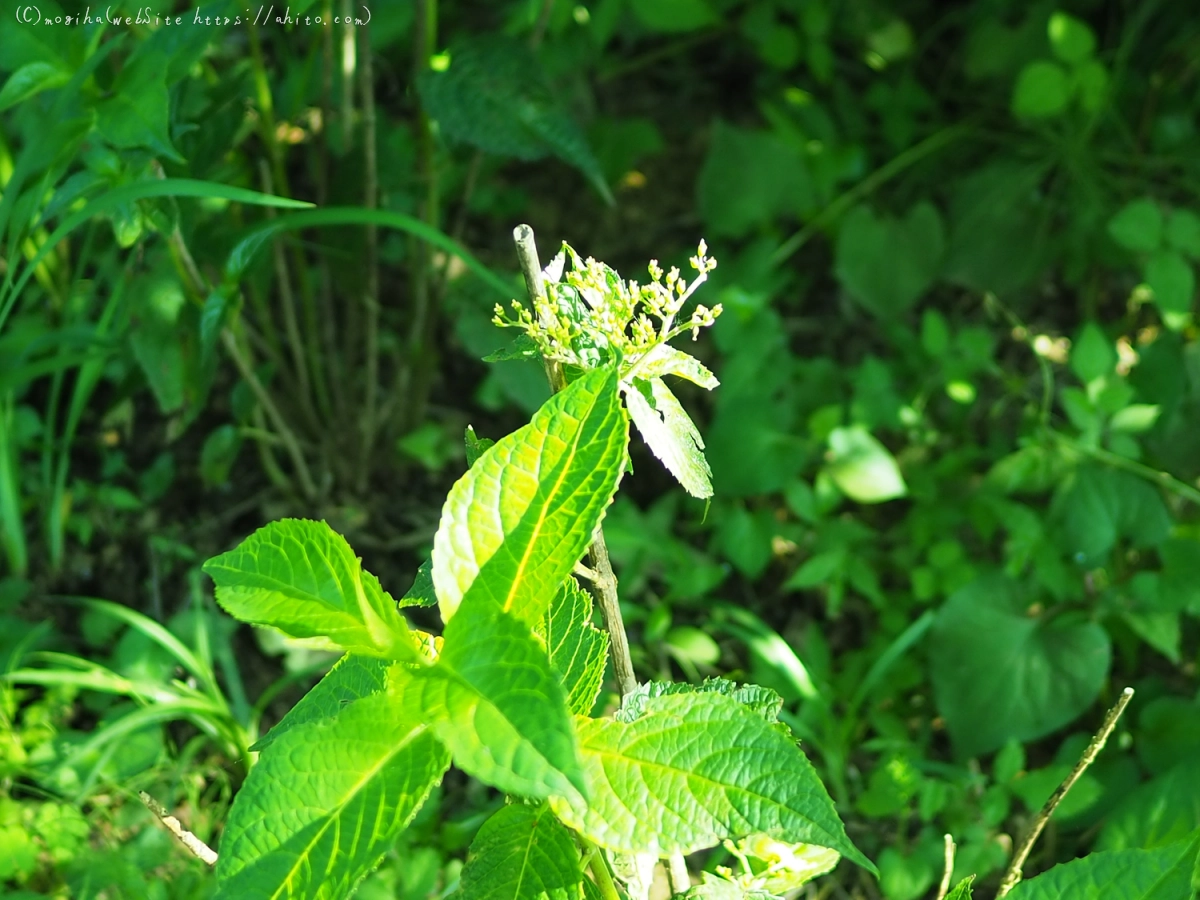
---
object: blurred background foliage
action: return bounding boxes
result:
[1,0,1199,897]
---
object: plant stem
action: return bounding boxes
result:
[994,687,1134,898]
[513,225,686,891]
[583,837,624,900]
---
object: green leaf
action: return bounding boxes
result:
[634,343,719,390]
[202,519,419,660]
[0,61,69,113]
[1053,466,1172,564]
[825,426,907,503]
[400,559,437,609]
[1048,12,1096,64]
[96,52,183,163]
[458,803,586,900]
[199,425,243,487]
[625,377,713,499]
[834,203,944,318]
[1109,404,1160,433]
[1145,250,1195,317]
[929,575,1111,757]
[617,678,785,724]
[250,654,389,752]
[549,691,875,873]
[418,37,612,204]
[536,578,609,716]
[1108,199,1163,253]
[432,367,628,626]
[1070,322,1115,383]
[631,0,720,32]
[1007,831,1200,900]
[464,426,496,469]
[214,671,450,900]
[946,876,975,900]
[412,605,585,800]
[697,120,816,239]
[1165,209,1200,259]
[1012,61,1071,119]
[1099,761,1200,851]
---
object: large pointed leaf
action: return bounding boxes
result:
[250,654,389,752]
[537,578,609,716]
[412,606,585,800]
[1007,831,1200,900]
[549,691,874,873]
[929,575,1111,757]
[203,519,419,660]
[433,367,627,626]
[625,377,713,499]
[458,803,587,900]
[214,670,450,900]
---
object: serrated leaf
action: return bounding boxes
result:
[825,426,907,503]
[929,575,1111,757]
[945,876,975,900]
[549,691,874,873]
[418,37,611,203]
[633,344,719,390]
[250,654,389,752]
[203,519,419,660]
[1007,830,1200,900]
[458,803,586,900]
[625,377,713,498]
[537,578,609,716]
[433,367,628,626]
[617,678,784,724]
[400,559,437,608]
[214,672,450,900]
[1108,199,1163,254]
[411,605,584,800]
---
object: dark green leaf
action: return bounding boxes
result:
[834,203,944,318]
[929,575,1111,757]
[537,578,609,716]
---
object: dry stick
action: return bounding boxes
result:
[512,225,685,894]
[995,687,1135,898]
[935,834,956,900]
[138,791,218,867]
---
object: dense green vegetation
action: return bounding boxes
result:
[2,0,1199,897]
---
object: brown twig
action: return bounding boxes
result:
[139,791,218,866]
[995,688,1135,897]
